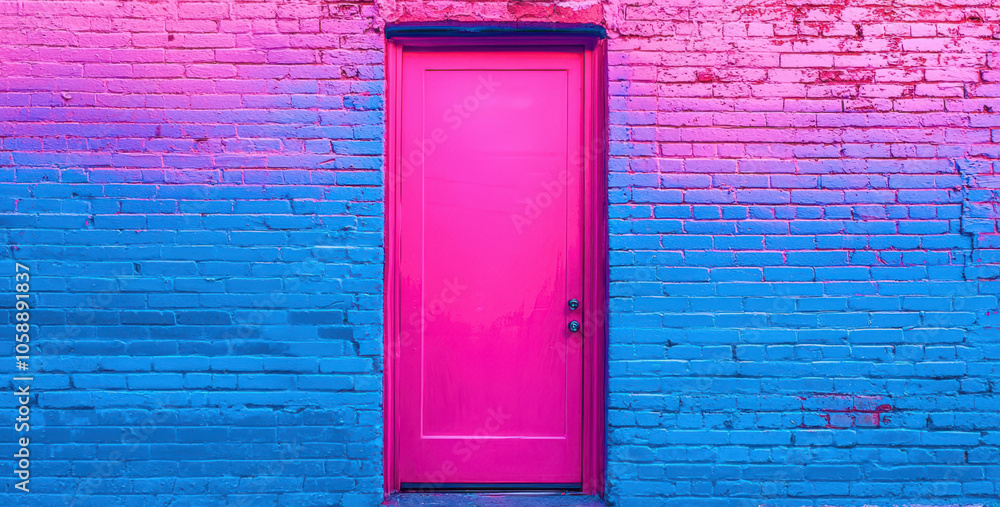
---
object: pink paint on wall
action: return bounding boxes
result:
[1,0,385,181]
[801,394,895,429]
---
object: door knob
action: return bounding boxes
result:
[568,298,579,310]
[568,321,580,332]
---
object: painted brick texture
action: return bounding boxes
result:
[0,1,998,507]
[602,1,1000,506]
[1,1,385,506]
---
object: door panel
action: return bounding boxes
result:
[397,48,585,485]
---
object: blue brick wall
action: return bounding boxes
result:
[603,24,1000,507]
[0,1,387,505]
[1,170,386,506]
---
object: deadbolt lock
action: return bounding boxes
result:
[568,321,580,332]
[568,298,579,310]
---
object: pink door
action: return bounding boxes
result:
[397,47,585,487]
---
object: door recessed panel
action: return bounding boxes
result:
[421,69,570,438]
[398,48,585,485]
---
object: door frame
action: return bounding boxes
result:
[382,30,608,497]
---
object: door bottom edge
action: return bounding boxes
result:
[400,482,583,493]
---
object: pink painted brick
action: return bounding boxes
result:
[903,38,961,52]
[165,20,218,33]
[83,63,132,78]
[733,99,783,112]
[784,99,842,113]
[178,2,229,20]
[970,84,1000,98]
[752,84,806,98]
[739,160,797,173]
[660,174,712,188]
[926,68,980,82]
[874,69,924,82]
[806,85,858,99]
[658,83,713,97]
[660,144,693,157]
[170,33,236,49]
[109,49,165,64]
[714,113,766,127]
[770,175,819,188]
[133,64,185,78]
[780,54,834,68]
[844,99,893,112]
[186,64,237,79]
[713,83,754,98]
[859,85,912,98]
[834,54,890,68]
[910,23,938,37]
[214,49,267,63]
[768,68,819,83]
[893,99,944,112]
[165,49,215,63]
[765,113,817,127]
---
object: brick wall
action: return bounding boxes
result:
[603,1,1000,505]
[1,1,385,506]
[1,0,999,505]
